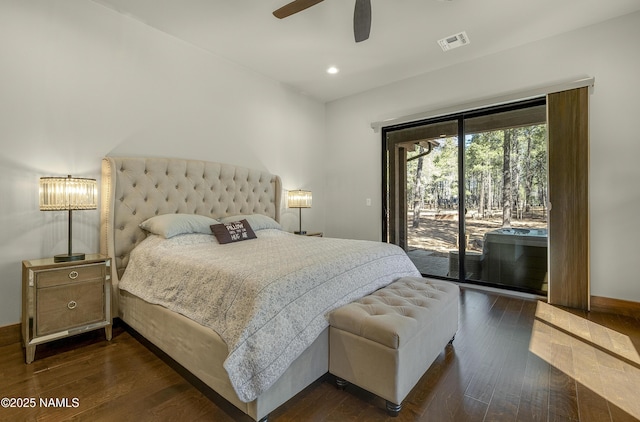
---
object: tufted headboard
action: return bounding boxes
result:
[99,157,282,313]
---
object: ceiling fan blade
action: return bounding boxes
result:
[273,0,324,19]
[353,0,371,42]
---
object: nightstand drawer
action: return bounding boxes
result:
[36,280,105,336]
[36,263,105,288]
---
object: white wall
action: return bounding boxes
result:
[2,3,637,328]
[325,12,640,303]
[0,0,326,326]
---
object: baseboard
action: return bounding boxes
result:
[0,323,21,347]
[591,296,640,319]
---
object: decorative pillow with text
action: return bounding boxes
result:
[210,219,257,244]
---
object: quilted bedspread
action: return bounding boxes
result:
[118,229,420,402]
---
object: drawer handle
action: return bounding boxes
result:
[68,271,79,280]
[67,301,77,310]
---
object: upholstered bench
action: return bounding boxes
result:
[329,277,459,416]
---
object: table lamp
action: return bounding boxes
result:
[39,175,97,262]
[287,190,312,235]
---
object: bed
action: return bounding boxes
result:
[99,156,421,421]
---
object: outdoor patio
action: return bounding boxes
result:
[406,209,548,292]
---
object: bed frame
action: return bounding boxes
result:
[99,156,327,421]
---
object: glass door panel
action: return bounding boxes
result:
[389,120,459,278]
[463,107,548,295]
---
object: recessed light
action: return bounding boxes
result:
[327,66,339,75]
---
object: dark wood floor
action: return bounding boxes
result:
[1,287,639,422]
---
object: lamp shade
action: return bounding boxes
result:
[39,176,97,211]
[287,190,312,208]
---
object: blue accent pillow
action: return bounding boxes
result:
[219,214,282,231]
[139,214,219,238]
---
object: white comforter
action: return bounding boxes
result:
[118,229,420,402]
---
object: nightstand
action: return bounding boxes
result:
[21,254,112,364]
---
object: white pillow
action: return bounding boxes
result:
[139,214,219,238]
[219,214,282,231]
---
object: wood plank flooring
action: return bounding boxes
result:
[1,287,638,422]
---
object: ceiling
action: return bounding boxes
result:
[91,0,640,103]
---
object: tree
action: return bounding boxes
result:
[465,132,503,217]
[522,128,533,213]
[412,145,425,227]
[404,123,546,231]
[502,129,513,228]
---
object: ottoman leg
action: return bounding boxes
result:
[336,377,349,390]
[386,401,402,417]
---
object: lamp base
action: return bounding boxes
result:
[54,253,86,263]
[294,231,307,235]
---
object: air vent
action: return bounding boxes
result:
[438,31,470,51]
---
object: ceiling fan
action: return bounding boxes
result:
[273,0,372,43]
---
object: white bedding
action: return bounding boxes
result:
[118,229,420,402]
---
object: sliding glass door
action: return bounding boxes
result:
[383,98,548,295]
[463,105,548,294]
